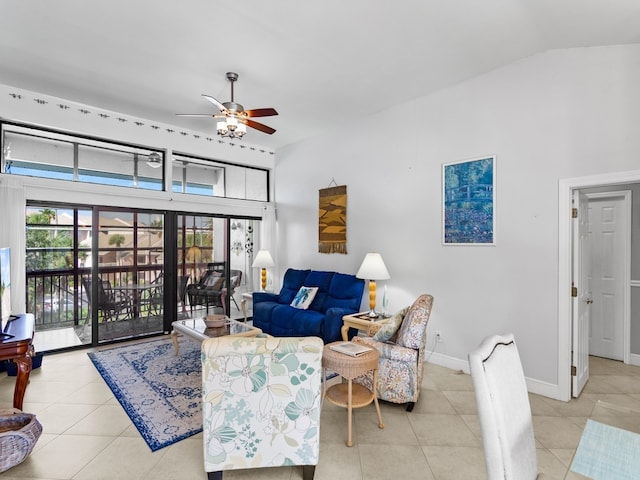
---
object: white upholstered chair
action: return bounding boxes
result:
[201,336,323,480]
[468,333,538,480]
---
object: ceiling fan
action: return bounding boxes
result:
[177,72,278,138]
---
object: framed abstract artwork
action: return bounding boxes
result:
[442,156,495,245]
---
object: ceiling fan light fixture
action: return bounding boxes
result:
[146,152,162,169]
[217,121,228,135]
[178,71,277,138]
[217,116,247,138]
[226,116,238,131]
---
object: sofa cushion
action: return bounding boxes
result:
[290,286,319,310]
[269,304,324,338]
[278,269,310,304]
[327,272,365,311]
[301,271,334,311]
[372,306,409,342]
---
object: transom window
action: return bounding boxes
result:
[1,122,270,201]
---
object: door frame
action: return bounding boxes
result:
[584,190,631,364]
[558,169,640,401]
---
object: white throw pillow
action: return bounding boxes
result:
[290,286,319,310]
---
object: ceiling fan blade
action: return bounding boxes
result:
[243,119,276,135]
[244,108,279,118]
[176,113,216,117]
[202,94,227,112]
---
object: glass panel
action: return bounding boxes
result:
[3,124,164,191]
[26,205,92,351]
[246,168,268,201]
[97,209,164,343]
[4,131,74,179]
[171,153,268,201]
[78,146,135,187]
[172,159,222,195]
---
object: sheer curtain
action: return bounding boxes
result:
[0,179,26,313]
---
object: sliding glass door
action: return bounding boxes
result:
[27,203,260,351]
[94,208,164,343]
[176,215,257,323]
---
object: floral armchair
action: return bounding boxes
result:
[352,294,434,411]
[201,336,324,480]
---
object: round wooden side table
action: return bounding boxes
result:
[322,341,384,447]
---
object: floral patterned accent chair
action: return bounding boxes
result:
[201,335,324,480]
[352,294,434,412]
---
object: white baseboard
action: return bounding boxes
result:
[425,353,566,402]
[629,353,640,367]
[426,352,470,373]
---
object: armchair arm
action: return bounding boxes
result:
[253,291,279,304]
[353,336,418,363]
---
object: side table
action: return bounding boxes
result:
[0,313,35,410]
[240,292,253,322]
[341,312,390,341]
[322,341,384,447]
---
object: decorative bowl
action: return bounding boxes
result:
[204,315,227,328]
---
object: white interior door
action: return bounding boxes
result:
[572,190,591,397]
[586,193,629,361]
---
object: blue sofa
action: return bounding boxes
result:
[252,268,365,343]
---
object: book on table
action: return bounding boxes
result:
[329,342,373,357]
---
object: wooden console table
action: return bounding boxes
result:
[0,313,35,410]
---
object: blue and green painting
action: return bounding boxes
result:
[443,157,494,244]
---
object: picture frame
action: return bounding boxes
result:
[442,155,495,245]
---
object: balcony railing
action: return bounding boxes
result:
[26,266,164,331]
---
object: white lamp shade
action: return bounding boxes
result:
[252,250,275,268]
[356,253,390,280]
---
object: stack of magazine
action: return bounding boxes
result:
[329,342,373,357]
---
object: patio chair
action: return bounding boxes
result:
[187,267,243,315]
[145,274,164,317]
[82,277,132,322]
[177,275,189,312]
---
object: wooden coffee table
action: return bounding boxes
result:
[170,317,262,355]
[322,341,384,447]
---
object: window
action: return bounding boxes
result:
[2,124,164,191]
[2,122,270,201]
[172,153,269,201]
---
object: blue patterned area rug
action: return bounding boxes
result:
[88,337,202,451]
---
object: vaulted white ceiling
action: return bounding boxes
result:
[1,0,639,150]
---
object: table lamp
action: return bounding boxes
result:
[356,252,390,318]
[252,250,275,291]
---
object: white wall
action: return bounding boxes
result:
[273,44,640,399]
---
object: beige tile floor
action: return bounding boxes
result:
[1,349,639,479]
